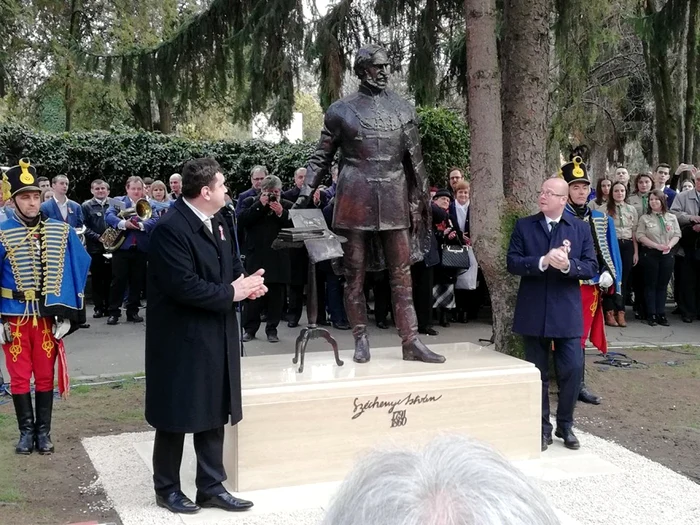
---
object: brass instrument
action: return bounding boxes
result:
[100,199,153,253]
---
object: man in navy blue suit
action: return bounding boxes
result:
[40,175,84,229]
[105,176,159,325]
[507,177,598,451]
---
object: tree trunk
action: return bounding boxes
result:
[501,0,551,210]
[465,0,514,354]
[686,0,700,162]
[158,97,173,134]
[64,0,82,132]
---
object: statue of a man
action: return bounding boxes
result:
[295,44,445,364]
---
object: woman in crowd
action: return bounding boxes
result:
[636,190,681,326]
[628,172,654,320]
[589,177,611,212]
[681,179,695,192]
[449,180,475,323]
[41,189,54,203]
[149,180,171,217]
[604,182,638,327]
[431,189,460,327]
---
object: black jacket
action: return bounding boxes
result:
[81,198,110,254]
[145,198,245,433]
[238,196,294,284]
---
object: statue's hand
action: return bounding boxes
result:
[292,184,313,210]
[293,195,311,210]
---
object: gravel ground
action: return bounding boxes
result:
[83,428,700,525]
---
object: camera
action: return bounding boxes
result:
[268,194,277,203]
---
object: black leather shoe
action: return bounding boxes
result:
[93,309,104,319]
[267,332,279,343]
[318,318,331,326]
[682,316,693,323]
[107,315,119,325]
[555,427,580,450]
[287,321,299,328]
[419,327,439,336]
[376,320,388,329]
[242,332,255,342]
[333,321,351,330]
[657,315,670,326]
[156,491,200,514]
[578,384,601,405]
[127,314,143,323]
[541,435,553,451]
[647,315,657,327]
[196,491,254,512]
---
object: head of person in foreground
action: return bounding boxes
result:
[321,435,560,525]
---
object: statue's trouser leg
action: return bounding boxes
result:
[380,229,419,345]
[340,230,369,333]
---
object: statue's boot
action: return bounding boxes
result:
[402,338,446,363]
[385,250,445,364]
[352,325,370,363]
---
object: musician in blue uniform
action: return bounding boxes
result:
[0,159,90,455]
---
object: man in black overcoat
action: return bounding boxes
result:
[145,158,267,514]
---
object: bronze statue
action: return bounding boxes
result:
[295,44,445,364]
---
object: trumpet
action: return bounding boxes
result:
[118,198,153,221]
[100,199,153,252]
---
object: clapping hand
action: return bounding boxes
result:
[545,247,569,271]
[232,269,268,301]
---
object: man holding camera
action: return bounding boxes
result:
[238,175,293,342]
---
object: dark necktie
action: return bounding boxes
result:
[550,220,558,233]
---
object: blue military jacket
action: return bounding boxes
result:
[0,217,90,319]
[564,205,623,296]
[507,212,598,338]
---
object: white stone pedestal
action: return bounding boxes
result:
[224,342,541,491]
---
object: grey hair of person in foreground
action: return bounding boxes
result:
[321,435,561,525]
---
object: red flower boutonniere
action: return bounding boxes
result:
[218,224,226,241]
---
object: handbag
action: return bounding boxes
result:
[440,241,471,269]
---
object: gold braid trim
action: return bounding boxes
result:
[41,317,54,358]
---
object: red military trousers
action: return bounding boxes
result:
[2,316,57,394]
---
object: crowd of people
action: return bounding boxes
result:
[588,163,698,327]
[230,164,489,344]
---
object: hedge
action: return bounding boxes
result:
[0,107,469,203]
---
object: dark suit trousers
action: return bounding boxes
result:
[642,250,674,316]
[152,427,226,497]
[243,282,285,334]
[411,261,434,329]
[523,336,582,437]
[108,248,147,317]
[89,251,112,311]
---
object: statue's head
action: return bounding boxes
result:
[354,44,390,91]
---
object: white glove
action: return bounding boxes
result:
[0,322,10,345]
[599,271,614,289]
[53,318,71,340]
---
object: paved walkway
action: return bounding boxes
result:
[1,308,698,381]
[83,426,700,524]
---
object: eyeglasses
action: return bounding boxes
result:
[539,190,566,198]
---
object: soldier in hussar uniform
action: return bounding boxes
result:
[295,44,444,365]
[0,159,90,454]
[560,155,623,405]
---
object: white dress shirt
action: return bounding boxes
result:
[183,198,213,233]
[538,214,569,273]
[54,196,68,221]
